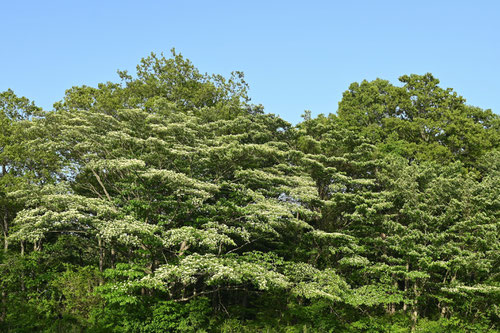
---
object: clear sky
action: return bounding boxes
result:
[1,0,498,124]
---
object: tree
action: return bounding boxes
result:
[338,73,499,165]
[54,49,251,119]
[2,54,499,331]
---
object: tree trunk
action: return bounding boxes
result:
[98,236,104,272]
[20,241,25,292]
[440,303,447,318]
[390,274,397,314]
[411,280,419,331]
[2,209,8,252]
[0,291,6,323]
[111,246,116,269]
[403,262,409,312]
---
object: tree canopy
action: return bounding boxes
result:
[1,50,499,332]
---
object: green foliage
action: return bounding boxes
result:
[1,52,499,332]
[338,73,499,165]
[143,298,214,333]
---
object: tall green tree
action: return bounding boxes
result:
[2,53,499,331]
[338,73,499,165]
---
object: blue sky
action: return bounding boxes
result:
[1,0,498,124]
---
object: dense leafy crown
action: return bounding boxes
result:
[0,51,498,332]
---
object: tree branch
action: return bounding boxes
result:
[91,169,112,201]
